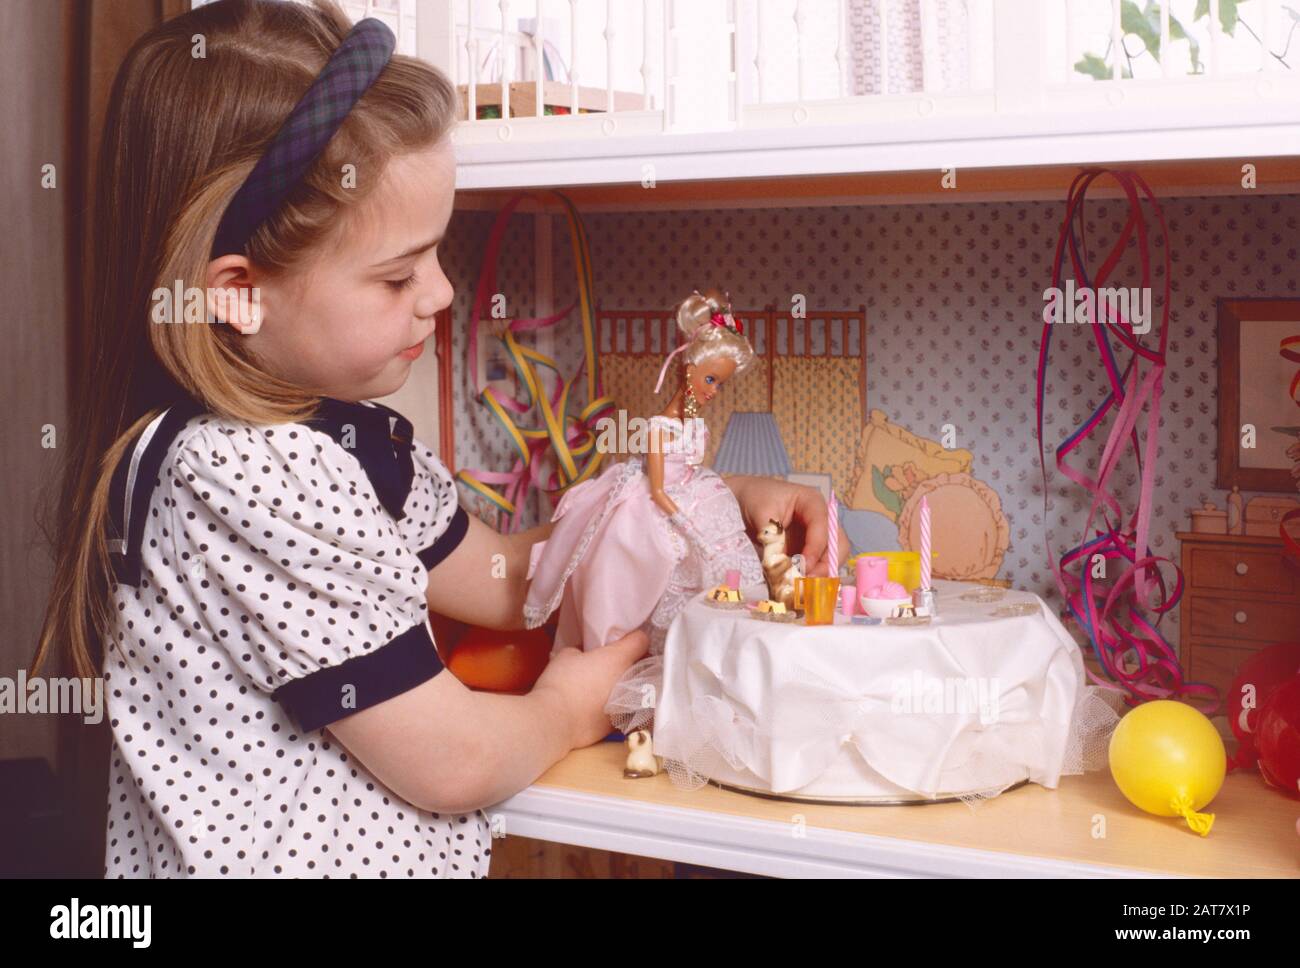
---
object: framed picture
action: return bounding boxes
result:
[1216,298,1300,492]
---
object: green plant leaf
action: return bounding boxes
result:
[1194,0,1240,37]
[1121,0,1162,60]
[1169,10,1203,73]
[1074,52,1115,81]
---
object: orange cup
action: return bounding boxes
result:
[794,576,841,626]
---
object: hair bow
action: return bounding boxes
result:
[711,311,743,335]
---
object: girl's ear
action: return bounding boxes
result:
[208,286,262,335]
[205,256,263,335]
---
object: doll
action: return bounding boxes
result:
[523,288,766,748]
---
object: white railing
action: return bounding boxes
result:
[420,0,666,141]
[411,0,1298,144]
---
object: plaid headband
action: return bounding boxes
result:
[210,17,396,259]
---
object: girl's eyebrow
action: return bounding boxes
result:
[370,233,443,267]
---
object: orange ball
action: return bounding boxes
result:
[446,625,553,694]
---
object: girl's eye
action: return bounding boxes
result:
[386,271,418,292]
[705,375,716,384]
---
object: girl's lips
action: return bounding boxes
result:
[399,339,425,361]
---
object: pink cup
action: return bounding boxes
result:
[724,568,741,590]
[840,584,858,617]
[855,557,888,595]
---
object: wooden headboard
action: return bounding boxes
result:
[594,304,868,423]
[437,304,870,484]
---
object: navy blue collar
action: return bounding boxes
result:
[108,395,419,587]
[307,398,416,522]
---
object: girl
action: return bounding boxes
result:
[34,0,839,879]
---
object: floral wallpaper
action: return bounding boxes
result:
[438,192,1300,647]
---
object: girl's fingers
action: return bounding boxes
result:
[794,489,829,570]
[600,629,650,668]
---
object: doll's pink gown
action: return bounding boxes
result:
[524,415,764,733]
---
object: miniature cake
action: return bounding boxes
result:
[651,578,1115,803]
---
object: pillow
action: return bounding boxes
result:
[847,409,973,521]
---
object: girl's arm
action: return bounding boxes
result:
[328,629,649,814]
[424,513,552,630]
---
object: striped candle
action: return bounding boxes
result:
[919,495,932,590]
[827,490,839,578]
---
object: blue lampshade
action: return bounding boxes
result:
[712,411,792,478]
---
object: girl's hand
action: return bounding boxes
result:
[725,475,850,577]
[533,630,650,748]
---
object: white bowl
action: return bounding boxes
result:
[859,596,912,619]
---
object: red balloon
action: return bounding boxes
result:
[1256,674,1300,800]
[1226,641,1300,771]
[446,625,554,694]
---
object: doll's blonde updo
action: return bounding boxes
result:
[675,287,757,377]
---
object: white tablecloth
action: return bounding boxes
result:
[654,579,1112,801]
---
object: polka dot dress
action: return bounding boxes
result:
[103,410,491,878]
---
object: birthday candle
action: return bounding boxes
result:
[827,490,839,578]
[920,495,932,590]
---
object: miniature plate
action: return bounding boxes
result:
[701,597,748,611]
[885,614,932,627]
[960,586,1006,603]
[746,608,803,624]
[992,602,1039,617]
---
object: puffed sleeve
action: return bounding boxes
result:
[169,421,443,732]
[397,438,469,571]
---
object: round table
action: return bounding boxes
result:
[653,579,1104,804]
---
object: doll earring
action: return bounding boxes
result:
[683,370,700,418]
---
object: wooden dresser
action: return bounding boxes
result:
[1177,531,1300,698]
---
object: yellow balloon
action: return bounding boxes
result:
[1108,700,1226,836]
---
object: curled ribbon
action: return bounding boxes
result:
[1282,334,1300,407]
[1036,169,1218,713]
[456,191,616,531]
[1282,336,1300,566]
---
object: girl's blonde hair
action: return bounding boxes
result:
[35,0,459,679]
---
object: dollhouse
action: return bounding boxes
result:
[317,0,1300,876]
[384,0,1299,646]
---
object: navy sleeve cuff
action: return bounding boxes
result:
[418,504,469,571]
[273,622,444,732]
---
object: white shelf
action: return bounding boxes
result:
[489,784,1158,879]
[453,101,1300,192]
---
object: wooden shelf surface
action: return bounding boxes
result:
[493,741,1300,878]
